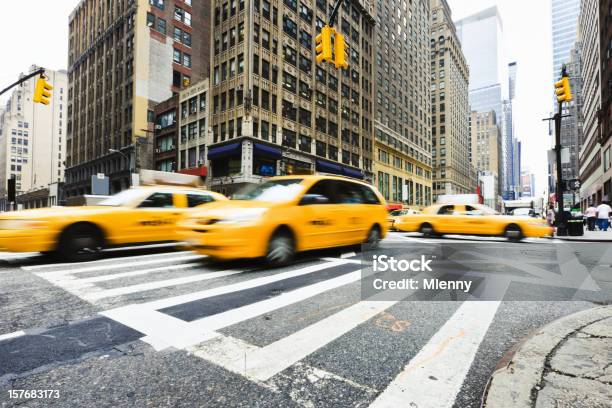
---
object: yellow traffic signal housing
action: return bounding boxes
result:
[33,77,53,105]
[333,32,349,70]
[555,76,572,103]
[316,25,333,64]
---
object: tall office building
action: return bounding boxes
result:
[577,0,602,206]
[65,0,211,197]
[551,0,580,108]
[429,0,472,202]
[505,61,521,199]
[455,6,508,199]
[373,0,433,208]
[599,0,612,201]
[205,0,376,196]
[471,110,501,208]
[0,66,67,210]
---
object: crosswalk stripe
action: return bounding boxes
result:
[34,254,205,277]
[130,258,353,311]
[21,250,194,271]
[77,262,202,284]
[192,299,396,382]
[101,260,360,350]
[369,300,501,408]
[0,330,26,342]
[80,269,242,301]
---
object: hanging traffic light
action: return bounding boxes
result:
[555,76,572,103]
[333,32,348,70]
[33,76,53,105]
[315,25,333,64]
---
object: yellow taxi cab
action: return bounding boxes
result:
[0,186,227,261]
[393,203,552,240]
[387,208,420,231]
[177,175,388,265]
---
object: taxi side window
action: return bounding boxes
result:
[301,180,335,205]
[438,205,455,215]
[336,181,365,204]
[138,192,175,208]
[359,185,382,204]
[187,194,214,208]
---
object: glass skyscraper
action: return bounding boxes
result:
[551,0,580,103]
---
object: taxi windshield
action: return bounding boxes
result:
[233,179,305,202]
[98,189,147,206]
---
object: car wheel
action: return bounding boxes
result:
[58,224,104,262]
[265,229,295,267]
[420,223,436,238]
[364,225,381,250]
[504,224,523,242]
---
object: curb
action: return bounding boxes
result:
[482,305,612,408]
[555,237,612,242]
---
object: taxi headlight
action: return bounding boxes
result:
[0,219,48,230]
[217,208,268,225]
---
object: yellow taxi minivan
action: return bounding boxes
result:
[0,186,227,261]
[178,175,388,265]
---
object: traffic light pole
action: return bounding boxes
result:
[554,100,567,236]
[328,0,344,27]
[0,68,44,97]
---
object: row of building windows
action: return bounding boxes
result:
[377,171,432,205]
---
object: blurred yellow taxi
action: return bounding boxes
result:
[178,175,388,265]
[0,186,227,261]
[387,208,420,231]
[393,203,552,240]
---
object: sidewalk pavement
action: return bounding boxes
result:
[483,306,612,408]
[556,228,612,242]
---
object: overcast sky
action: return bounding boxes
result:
[0,0,554,194]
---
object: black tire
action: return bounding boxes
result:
[265,229,295,267]
[420,223,436,238]
[57,224,105,262]
[504,224,523,242]
[364,225,382,250]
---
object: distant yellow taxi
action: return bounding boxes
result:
[0,186,227,261]
[178,175,388,265]
[387,208,420,231]
[393,203,552,240]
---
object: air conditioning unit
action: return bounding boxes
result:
[155,148,161,153]
[155,124,162,130]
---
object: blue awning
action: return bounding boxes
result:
[254,143,282,159]
[208,142,241,159]
[342,167,364,179]
[316,160,343,175]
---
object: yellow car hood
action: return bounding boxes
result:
[190,200,285,218]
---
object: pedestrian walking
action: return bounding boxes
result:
[546,204,555,227]
[585,204,597,231]
[595,201,612,231]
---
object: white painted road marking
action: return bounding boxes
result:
[0,330,26,342]
[83,268,245,301]
[101,260,360,349]
[35,254,205,277]
[21,250,195,271]
[192,300,397,382]
[369,301,501,408]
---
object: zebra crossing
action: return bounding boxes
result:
[15,244,506,407]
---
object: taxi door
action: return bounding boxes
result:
[460,205,489,235]
[333,180,370,245]
[298,180,345,250]
[130,191,185,243]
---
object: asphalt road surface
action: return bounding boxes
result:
[0,233,610,408]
